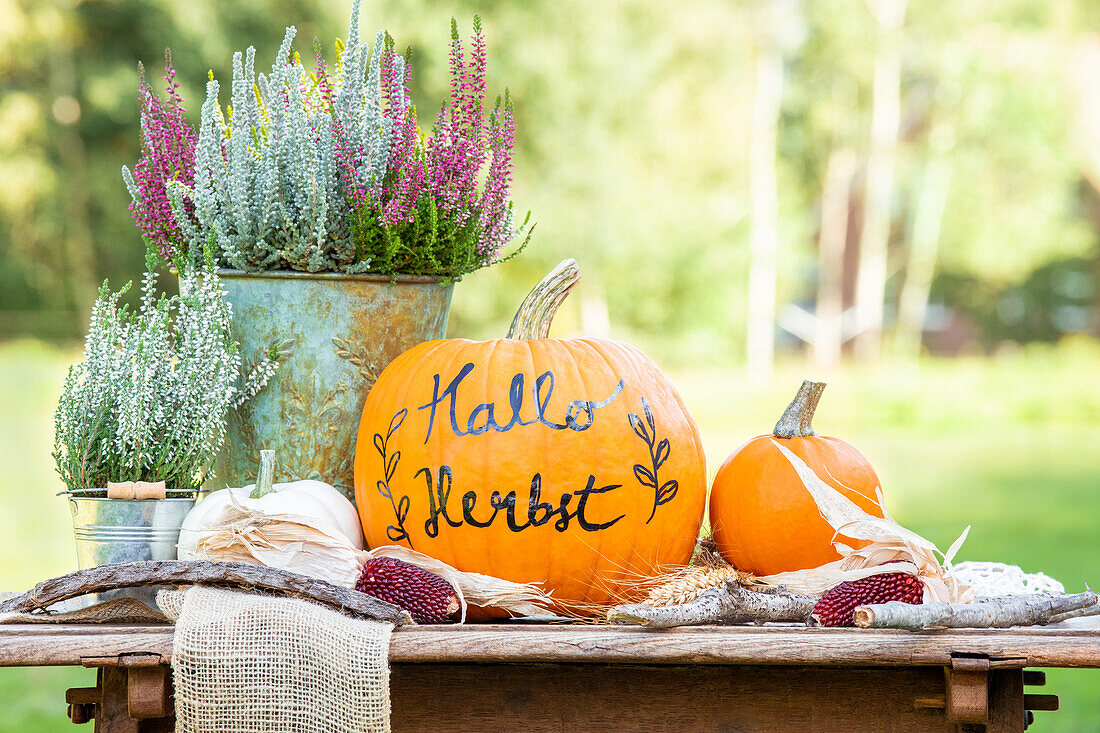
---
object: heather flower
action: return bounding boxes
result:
[54,257,282,495]
[122,49,197,269]
[421,18,489,223]
[167,0,390,274]
[124,11,528,279]
[477,91,518,260]
[349,16,532,277]
[375,43,424,227]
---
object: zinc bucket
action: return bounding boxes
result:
[65,494,196,606]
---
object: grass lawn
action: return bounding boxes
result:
[0,337,1098,731]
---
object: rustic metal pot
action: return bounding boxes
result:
[214,269,453,502]
[64,493,196,606]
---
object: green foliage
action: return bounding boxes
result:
[0,667,95,733]
[1,0,1099,356]
[349,193,531,278]
[52,265,279,495]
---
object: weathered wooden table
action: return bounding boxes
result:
[2,620,1099,732]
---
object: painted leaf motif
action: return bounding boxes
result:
[633,464,657,488]
[654,439,670,469]
[642,397,656,433]
[384,494,413,547]
[628,412,649,442]
[386,450,400,481]
[657,479,679,506]
[388,408,407,437]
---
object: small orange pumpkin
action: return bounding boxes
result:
[354,260,707,609]
[708,380,884,576]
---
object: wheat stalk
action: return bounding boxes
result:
[642,565,752,606]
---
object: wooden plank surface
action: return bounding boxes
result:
[0,625,173,666]
[1,621,1099,668]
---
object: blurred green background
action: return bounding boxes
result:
[2,0,1100,730]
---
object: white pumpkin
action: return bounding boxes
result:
[178,450,364,559]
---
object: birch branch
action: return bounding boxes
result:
[855,591,1097,630]
[608,583,815,629]
[1049,600,1100,625]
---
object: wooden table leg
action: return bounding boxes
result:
[943,657,1055,732]
[986,668,1024,733]
[65,656,175,731]
[95,667,138,733]
[127,666,173,720]
[947,657,994,727]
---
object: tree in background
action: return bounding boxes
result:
[0,0,342,336]
[853,0,906,359]
[1,0,1098,362]
[812,148,856,367]
[746,0,804,381]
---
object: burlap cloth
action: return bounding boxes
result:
[0,592,168,624]
[1,587,393,733]
[159,587,392,733]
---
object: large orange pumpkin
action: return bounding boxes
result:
[708,380,884,576]
[354,260,706,609]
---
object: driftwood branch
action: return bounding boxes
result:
[0,561,413,625]
[608,583,815,629]
[1049,600,1100,625]
[855,591,1097,630]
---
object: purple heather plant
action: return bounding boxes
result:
[122,49,197,269]
[120,16,527,279]
[315,51,370,209]
[375,47,424,229]
[350,17,531,277]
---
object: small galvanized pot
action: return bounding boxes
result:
[65,493,195,606]
[215,269,453,502]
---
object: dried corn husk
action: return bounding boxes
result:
[194,502,363,585]
[189,499,553,621]
[752,440,971,603]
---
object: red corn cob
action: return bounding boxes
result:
[355,556,460,624]
[812,571,924,627]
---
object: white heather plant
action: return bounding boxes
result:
[53,260,280,495]
[170,0,392,273]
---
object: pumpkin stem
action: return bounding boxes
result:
[773,380,826,438]
[506,259,581,339]
[250,449,277,499]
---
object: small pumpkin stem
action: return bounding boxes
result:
[773,380,826,438]
[506,259,581,339]
[250,449,277,499]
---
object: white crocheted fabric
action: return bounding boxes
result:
[951,561,1065,598]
